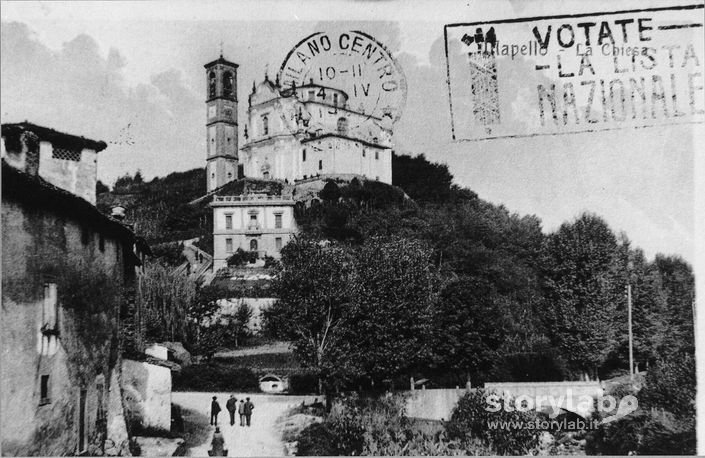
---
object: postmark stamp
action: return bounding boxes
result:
[444,4,705,141]
[278,30,407,132]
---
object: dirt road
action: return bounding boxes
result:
[173,392,319,456]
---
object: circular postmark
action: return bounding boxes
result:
[278,30,407,132]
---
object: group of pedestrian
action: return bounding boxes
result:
[210,395,255,427]
[209,395,255,456]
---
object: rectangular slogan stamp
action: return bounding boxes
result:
[444,4,705,141]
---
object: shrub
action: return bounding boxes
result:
[445,389,539,455]
[586,356,696,455]
[640,355,695,418]
[289,373,320,394]
[173,363,259,392]
[293,393,472,456]
[295,423,336,456]
[227,248,258,266]
[150,242,187,266]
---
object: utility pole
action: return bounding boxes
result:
[628,283,634,381]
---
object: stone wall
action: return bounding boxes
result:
[405,388,466,421]
[484,381,603,417]
[122,360,172,433]
[1,197,128,455]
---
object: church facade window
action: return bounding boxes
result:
[337,117,348,135]
[262,115,269,136]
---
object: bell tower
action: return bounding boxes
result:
[204,53,239,191]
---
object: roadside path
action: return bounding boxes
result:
[173,392,319,456]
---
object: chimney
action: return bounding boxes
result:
[22,131,40,176]
[2,129,40,176]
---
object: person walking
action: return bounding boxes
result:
[208,426,227,456]
[238,399,246,427]
[226,394,237,426]
[245,397,255,427]
[210,396,221,426]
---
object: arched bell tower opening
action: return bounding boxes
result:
[204,53,239,192]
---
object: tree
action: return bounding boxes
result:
[539,213,623,378]
[233,302,253,347]
[392,153,454,203]
[349,237,439,383]
[96,180,110,194]
[139,261,198,343]
[432,278,512,384]
[265,237,357,392]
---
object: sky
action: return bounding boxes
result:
[1,0,701,263]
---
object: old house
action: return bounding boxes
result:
[211,190,297,269]
[1,123,141,456]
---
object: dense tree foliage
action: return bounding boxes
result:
[539,213,624,378]
[265,236,439,391]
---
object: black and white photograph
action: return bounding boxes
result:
[1,0,703,455]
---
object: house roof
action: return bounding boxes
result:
[1,122,108,152]
[2,160,138,244]
[204,55,239,69]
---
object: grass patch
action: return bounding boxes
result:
[214,352,301,372]
[172,406,212,456]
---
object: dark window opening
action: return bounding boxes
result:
[223,71,233,97]
[78,389,87,453]
[262,115,269,136]
[375,151,379,160]
[40,375,50,405]
[275,213,283,229]
[208,71,216,98]
[302,149,306,161]
[318,160,323,170]
[99,235,105,252]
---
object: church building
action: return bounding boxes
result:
[205,52,393,268]
[241,76,393,184]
